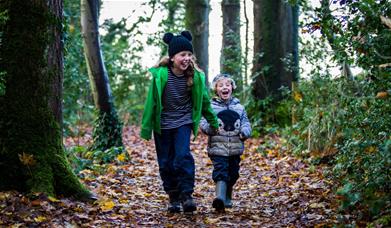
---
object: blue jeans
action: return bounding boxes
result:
[153,124,194,196]
[209,155,241,187]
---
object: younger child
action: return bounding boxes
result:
[200,74,252,211]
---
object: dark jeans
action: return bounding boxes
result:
[209,155,241,187]
[153,124,194,196]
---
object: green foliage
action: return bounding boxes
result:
[65,145,128,174]
[65,145,92,174]
[285,66,390,225]
[284,75,342,158]
[90,108,123,152]
[63,0,94,135]
[63,0,156,131]
[221,30,243,94]
[0,6,8,96]
[146,0,185,57]
[100,17,150,124]
[244,85,292,138]
[283,0,391,223]
[0,71,5,97]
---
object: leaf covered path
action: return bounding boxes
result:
[1,127,338,227]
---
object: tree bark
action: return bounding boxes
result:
[80,0,123,151]
[252,0,299,100]
[185,0,210,81]
[221,0,242,92]
[0,0,90,198]
[48,0,64,132]
[243,0,250,87]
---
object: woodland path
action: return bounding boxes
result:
[0,126,338,227]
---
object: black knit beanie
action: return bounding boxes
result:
[163,31,193,57]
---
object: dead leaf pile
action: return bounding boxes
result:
[0,126,346,227]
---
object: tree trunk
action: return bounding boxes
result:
[0,0,90,198]
[221,0,242,92]
[80,0,123,152]
[185,0,210,81]
[252,0,299,100]
[243,0,250,87]
[48,0,64,132]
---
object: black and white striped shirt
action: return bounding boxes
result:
[160,68,193,129]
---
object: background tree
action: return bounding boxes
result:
[80,0,123,152]
[156,0,185,56]
[252,0,299,100]
[185,0,210,80]
[63,0,94,134]
[221,0,242,92]
[243,0,250,88]
[0,0,90,198]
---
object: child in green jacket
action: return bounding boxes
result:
[140,31,218,213]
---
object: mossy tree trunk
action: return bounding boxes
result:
[185,0,210,81]
[252,0,299,100]
[0,0,90,198]
[221,0,242,92]
[80,0,123,152]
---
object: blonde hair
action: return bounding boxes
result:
[211,74,237,93]
[155,56,203,87]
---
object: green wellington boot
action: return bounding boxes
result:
[212,181,227,211]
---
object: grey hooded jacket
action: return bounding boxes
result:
[200,97,252,156]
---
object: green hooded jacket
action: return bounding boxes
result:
[140,66,219,140]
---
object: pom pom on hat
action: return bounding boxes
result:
[162,31,193,57]
[180,31,192,41]
[163,32,174,44]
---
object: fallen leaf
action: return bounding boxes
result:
[117,153,126,162]
[99,199,116,211]
[18,152,36,166]
[48,196,60,203]
[34,216,46,222]
[376,91,388,99]
[309,202,325,209]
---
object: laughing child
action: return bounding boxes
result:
[200,74,252,211]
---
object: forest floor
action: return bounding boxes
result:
[0,126,343,227]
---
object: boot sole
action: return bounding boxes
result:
[212,198,225,211]
[224,199,232,208]
[168,207,181,213]
[183,205,196,213]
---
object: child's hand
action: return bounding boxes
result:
[239,133,246,141]
[210,127,219,136]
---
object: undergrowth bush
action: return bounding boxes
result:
[66,145,129,174]
[281,0,391,224]
[284,71,390,221]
